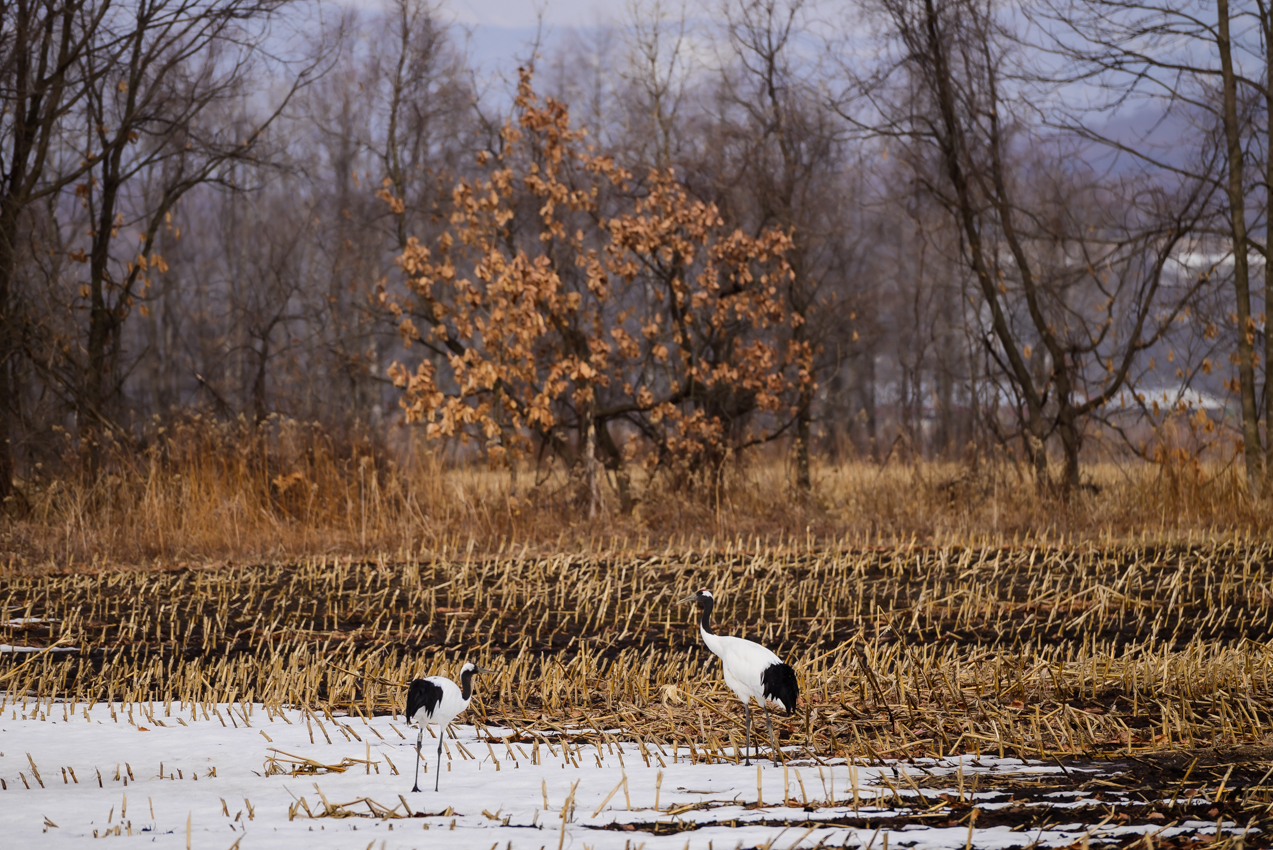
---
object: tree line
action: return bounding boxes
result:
[1,0,1269,509]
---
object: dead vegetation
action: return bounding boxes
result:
[6,538,1273,845]
[1,414,1269,569]
[4,538,1273,769]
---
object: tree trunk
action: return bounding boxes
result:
[936,283,956,458]
[1218,0,1264,494]
[862,352,878,461]
[252,336,270,424]
[595,418,635,513]
[1267,159,1273,489]
[795,383,812,491]
[899,362,912,453]
[1057,408,1082,496]
[1026,416,1051,495]
[0,222,14,505]
[84,177,123,478]
[1263,0,1273,490]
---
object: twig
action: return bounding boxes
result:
[856,646,897,728]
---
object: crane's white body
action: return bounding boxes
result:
[409,676,469,730]
[699,626,785,709]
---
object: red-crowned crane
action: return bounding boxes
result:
[680,589,799,765]
[405,661,494,792]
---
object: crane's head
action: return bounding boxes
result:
[459,661,497,677]
[677,589,714,609]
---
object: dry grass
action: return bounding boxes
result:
[1,415,1270,569]
[5,538,1273,769]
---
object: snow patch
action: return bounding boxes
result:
[0,701,1254,849]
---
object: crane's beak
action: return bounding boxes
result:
[476,666,497,675]
[677,593,698,604]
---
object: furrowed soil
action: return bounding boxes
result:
[5,540,1273,846]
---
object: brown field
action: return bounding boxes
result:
[4,538,1273,845]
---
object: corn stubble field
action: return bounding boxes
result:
[5,536,1273,848]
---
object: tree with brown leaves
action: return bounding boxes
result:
[385,69,810,514]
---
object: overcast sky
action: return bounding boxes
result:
[439,0,619,28]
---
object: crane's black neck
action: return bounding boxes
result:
[697,596,716,636]
[459,667,475,701]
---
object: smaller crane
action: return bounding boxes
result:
[680,589,798,765]
[406,661,494,792]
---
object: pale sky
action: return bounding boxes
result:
[331,0,627,29]
[439,0,619,28]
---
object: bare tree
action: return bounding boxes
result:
[118,1,477,434]
[1036,0,1273,492]
[707,0,866,490]
[617,0,694,168]
[0,0,109,500]
[851,0,1215,494]
[65,0,323,470]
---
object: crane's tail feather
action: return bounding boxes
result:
[762,662,799,713]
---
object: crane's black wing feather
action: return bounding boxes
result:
[761,663,799,713]
[406,678,444,723]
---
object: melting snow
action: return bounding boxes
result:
[0,700,1252,849]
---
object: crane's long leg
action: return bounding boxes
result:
[744,704,753,767]
[411,727,423,792]
[763,704,778,763]
[434,726,444,792]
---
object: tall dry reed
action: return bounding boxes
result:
[1,415,1269,569]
